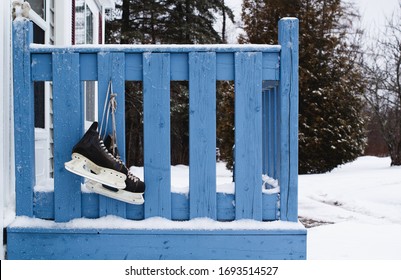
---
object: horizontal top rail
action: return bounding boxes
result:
[31,51,280,82]
[29,43,281,54]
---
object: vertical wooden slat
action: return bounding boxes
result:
[97,52,127,218]
[189,52,217,219]
[234,52,263,221]
[278,18,299,222]
[12,20,35,217]
[53,52,82,222]
[143,53,171,219]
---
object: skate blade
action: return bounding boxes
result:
[65,153,126,189]
[85,180,145,205]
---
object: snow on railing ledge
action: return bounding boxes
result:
[10,216,305,231]
[29,43,282,53]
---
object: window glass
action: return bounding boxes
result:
[75,0,85,44]
[29,0,45,19]
[75,1,94,44]
[33,23,45,128]
[85,81,96,122]
[75,1,97,126]
[85,4,94,44]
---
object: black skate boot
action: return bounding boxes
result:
[65,122,145,204]
[104,134,145,195]
[85,133,145,204]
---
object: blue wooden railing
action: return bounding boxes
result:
[12,18,299,224]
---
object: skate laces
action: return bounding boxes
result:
[98,137,122,164]
[98,80,140,184]
[99,80,118,153]
[98,80,122,164]
[127,170,139,182]
[98,136,139,183]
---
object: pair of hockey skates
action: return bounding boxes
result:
[65,122,145,204]
[65,81,144,204]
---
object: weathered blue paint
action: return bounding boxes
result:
[278,18,299,222]
[80,53,98,81]
[7,226,306,260]
[143,53,172,219]
[33,191,279,222]
[12,19,35,217]
[52,52,83,222]
[81,193,100,218]
[31,53,52,81]
[33,192,55,219]
[189,52,217,219]
[10,18,304,260]
[31,50,280,82]
[234,52,263,220]
[125,53,143,80]
[97,52,127,218]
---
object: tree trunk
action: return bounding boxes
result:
[390,143,401,166]
[121,0,130,44]
[222,3,226,43]
[185,0,191,43]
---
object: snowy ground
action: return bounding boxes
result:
[136,156,401,259]
[299,156,401,259]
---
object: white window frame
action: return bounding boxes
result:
[75,0,100,45]
[76,1,100,130]
[29,1,54,187]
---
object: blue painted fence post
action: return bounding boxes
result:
[12,19,35,217]
[278,18,299,222]
[143,53,172,219]
[189,52,217,219]
[53,52,83,222]
[234,52,263,221]
[97,52,127,217]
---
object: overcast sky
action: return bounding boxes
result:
[223,0,400,43]
[349,0,399,31]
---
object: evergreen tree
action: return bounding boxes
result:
[105,0,234,166]
[216,81,235,169]
[106,0,167,44]
[239,0,367,174]
[106,0,234,44]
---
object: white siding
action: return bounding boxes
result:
[1,0,14,260]
[54,0,72,45]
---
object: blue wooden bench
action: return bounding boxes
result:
[7,17,306,260]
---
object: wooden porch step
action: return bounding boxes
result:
[7,217,306,260]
